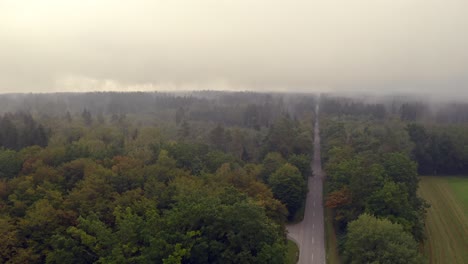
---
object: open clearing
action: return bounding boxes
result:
[419,176,468,264]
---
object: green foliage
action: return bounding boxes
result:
[344,214,423,264]
[382,152,419,196]
[0,113,49,150]
[205,150,236,173]
[166,186,286,264]
[264,116,313,158]
[407,123,468,175]
[209,124,228,150]
[322,116,428,244]
[0,92,322,263]
[81,109,93,126]
[261,152,286,182]
[366,181,417,232]
[0,149,22,179]
[166,143,209,175]
[288,154,312,179]
[268,163,307,219]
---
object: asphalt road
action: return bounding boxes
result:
[287,105,325,264]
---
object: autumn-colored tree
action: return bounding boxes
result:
[325,186,352,208]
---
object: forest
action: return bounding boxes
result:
[0,91,467,263]
[320,96,468,263]
[0,92,314,263]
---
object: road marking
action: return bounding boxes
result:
[313,211,315,216]
[312,253,314,261]
[312,237,315,244]
[314,201,316,207]
[313,223,315,229]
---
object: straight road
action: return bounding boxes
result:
[287,104,325,264]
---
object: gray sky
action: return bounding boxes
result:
[1,0,468,96]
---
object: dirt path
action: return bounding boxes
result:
[287,104,325,264]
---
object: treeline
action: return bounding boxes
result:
[322,117,427,263]
[0,112,48,151]
[320,95,468,124]
[0,92,315,263]
[0,92,316,129]
[400,102,468,123]
[320,97,387,119]
[407,123,468,175]
[320,95,468,175]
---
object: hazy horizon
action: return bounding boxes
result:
[1,1,468,97]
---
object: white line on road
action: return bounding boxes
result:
[313,224,315,229]
[313,211,315,216]
[312,237,315,244]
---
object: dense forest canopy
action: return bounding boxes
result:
[0,91,315,263]
[319,95,468,176]
[0,91,466,263]
[319,94,467,263]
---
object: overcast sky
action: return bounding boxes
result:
[1,0,467,96]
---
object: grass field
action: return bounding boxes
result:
[419,176,468,264]
[286,239,299,264]
[446,178,468,215]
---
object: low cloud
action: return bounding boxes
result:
[1,0,468,98]
[54,75,251,93]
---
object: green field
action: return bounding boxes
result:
[286,239,299,264]
[419,176,468,264]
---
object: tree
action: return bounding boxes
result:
[264,116,308,157]
[406,123,433,174]
[261,152,285,182]
[81,109,93,126]
[288,154,312,179]
[204,150,235,173]
[165,186,286,264]
[0,115,18,150]
[366,181,418,234]
[165,143,208,176]
[344,214,423,264]
[0,149,22,179]
[33,125,49,148]
[268,163,307,218]
[175,107,185,125]
[209,124,226,150]
[65,165,116,223]
[382,152,419,196]
[110,156,145,193]
[0,216,22,263]
[400,103,427,121]
[65,111,72,122]
[325,186,352,209]
[177,121,190,141]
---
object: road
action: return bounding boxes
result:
[287,104,325,264]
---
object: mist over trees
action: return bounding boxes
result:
[320,94,467,263]
[0,91,316,263]
[0,91,466,263]
[320,95,468,176]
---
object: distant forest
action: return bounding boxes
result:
[319,96,468,175]
[2,91,466,175]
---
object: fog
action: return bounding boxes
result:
[1,0,468,98]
